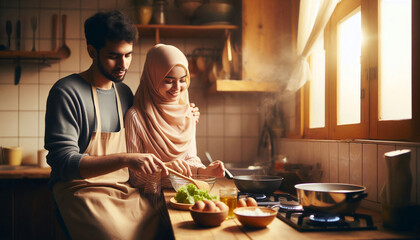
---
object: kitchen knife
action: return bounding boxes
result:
[205,151,234,179]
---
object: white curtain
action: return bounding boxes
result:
[286,0,340,92]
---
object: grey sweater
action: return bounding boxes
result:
[44,74,133,187]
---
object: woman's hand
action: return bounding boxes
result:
[190,103,200,123]
[128,153,168,176]
[199,160,225,177]
[165,159,193,177]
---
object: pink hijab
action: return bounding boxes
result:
[132,44,194,162]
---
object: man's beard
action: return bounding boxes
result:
[97,56,126,83]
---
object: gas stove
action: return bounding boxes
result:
[238,192,377,232]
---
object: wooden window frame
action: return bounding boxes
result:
[301,0,418,141]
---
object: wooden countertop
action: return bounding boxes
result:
[163,178,417,240]
[0,166,50,179]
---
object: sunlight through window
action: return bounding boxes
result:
[379,0,412,120]
[337,10,361,125]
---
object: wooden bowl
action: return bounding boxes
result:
[189,207,228,227]
[233,207,277,228]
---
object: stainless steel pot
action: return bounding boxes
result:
[295,183,367,214]
[233,175,284,193]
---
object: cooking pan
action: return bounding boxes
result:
[233,175,284,194]
[295,183,367,214]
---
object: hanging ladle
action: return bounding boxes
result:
[58,14,71,58]
[167,168,210,192]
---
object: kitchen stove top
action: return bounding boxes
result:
[238,192,377,232]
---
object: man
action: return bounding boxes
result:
[45,11,196,239]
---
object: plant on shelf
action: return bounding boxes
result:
[131,0,154,24]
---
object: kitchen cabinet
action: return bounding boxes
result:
[0,168,68,240]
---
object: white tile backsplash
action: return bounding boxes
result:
[19,111,39,137]
[224,114,242,137]
[349,143,363,185]
[0,85,19,110]
[329,142,339,182]
[224,137,241,162]
[0,111,19,137]
[19,84,39,110]
[207,114,224,137]
[338,142,350,183]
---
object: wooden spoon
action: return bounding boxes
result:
[58,14,71,58]
[167,168,210,192]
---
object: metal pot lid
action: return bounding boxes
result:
[295,183,366,193]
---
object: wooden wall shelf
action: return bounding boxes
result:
[207,80,282,94]
[135,24,238,43]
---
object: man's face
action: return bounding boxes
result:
[96,40,133,83]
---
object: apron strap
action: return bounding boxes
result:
[112,82,125,130]
[91,84,102,135]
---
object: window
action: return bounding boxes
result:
[302,0,416,140]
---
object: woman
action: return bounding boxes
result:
[125,44,225,193]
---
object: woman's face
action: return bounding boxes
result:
[158,66,188,103]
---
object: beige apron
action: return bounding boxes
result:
[53,83,158,240]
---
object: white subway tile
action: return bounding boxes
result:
[224,94,242,114]
[61,0,81,9]
[39,111,46,137]
[19,111,39,137]
[241,114,259,137]
[98,0,117,10]
[241,95,260,114]
[39,84,53,111]
[81,0,98,9]
[349,143,363,185]
[196,114,207,137]
[224,114,241,137]
[363,143,378,202]
[19,84,39,110]
[207,137,224,163]
[224,137,241,162]
[241,137,258,163]
[207,114,224,137]
[39,72,59,84]
[0,85,19,110]
[40,0,59,8]
[20,64,39,84]
[19,137,38,165]
[320,142,329,182]
[196,137,207,164]
[0,112,18,137]
[338,142,350,184]
[207,95,224,114]
[329,142,339,182]
[189,90,208,114]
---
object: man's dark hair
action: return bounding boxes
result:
[84,10,138,50]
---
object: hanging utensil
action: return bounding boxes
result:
[52,14,58,52]
[6,20,12,50]
[15,20,21,85]
[222,31,233,79]
[58,14,71,58]
[31,16,37,51]
[167,168,210,191]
